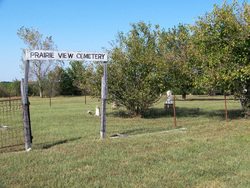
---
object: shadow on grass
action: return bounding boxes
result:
[107,104,245,120]
[206,109,245,120]
[143,107,245,120]
[119,128,146,135]
[107,109,134,118]
[109,128,145,137]
[41,137,82,149]
[177,98,235,101]
[144,107,206,119]
[109,107,208,119]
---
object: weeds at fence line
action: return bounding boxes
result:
[0,98,24,149]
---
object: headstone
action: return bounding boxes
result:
[1,126,10,130]
[164,90,173,109]
[95,105,100,116]
[111,102,117,108]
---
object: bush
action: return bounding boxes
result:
[0,83,9,97]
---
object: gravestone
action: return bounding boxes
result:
[164,90,173,109]
[95,105,100,116]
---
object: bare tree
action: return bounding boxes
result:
[17,27,57,97]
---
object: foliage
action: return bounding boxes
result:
[27,81,40,96]
[42,66,64,97]
[0,80,21,97]
[107,21,170,117]
[0,82,9,97]
[66,61,93,96]
[17,27,58,98]
[160,24,195,99]
[10,79,21,96]
[191,1,250,116]
[87,62,105,98]
[58,68,79,96]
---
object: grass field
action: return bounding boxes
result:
[0,95,249,187]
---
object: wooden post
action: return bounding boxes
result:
[100,62,108,138]
[21,60,32,151]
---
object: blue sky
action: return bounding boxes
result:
[0,0,247,81]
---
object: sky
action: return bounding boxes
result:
[0,0,247,82]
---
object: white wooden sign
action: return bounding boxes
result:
[26,50,107,61]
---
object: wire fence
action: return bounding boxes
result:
[0,98,24,149]
[106,94,248,137]
[1,95,246,149]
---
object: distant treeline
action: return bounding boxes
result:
[0,78,80,98]
[0,80,21,97]
[0,76,215,98]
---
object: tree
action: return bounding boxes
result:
[86,62,104,98]
[57,62,89,96]
[10,79,21,97]
[58,69,78,96]
[191,1,250,117]
[45,66,63,97]
[0,82,9,97]
[17,27,58,98]
[160,24,194,99]
[107,21,170,117]
[67,61,93,102]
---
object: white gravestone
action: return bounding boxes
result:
[95,105,100,116]
[164,90,173,109]
[166,90,173,104]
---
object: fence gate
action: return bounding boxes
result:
[0,98,26,149]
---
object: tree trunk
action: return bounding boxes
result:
[182,92,186,100]
[240,96,249,119]
[39,89,43,98]
[38,80,43,98]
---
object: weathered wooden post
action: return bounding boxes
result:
[100,62,108,138]
[21,60,32,151]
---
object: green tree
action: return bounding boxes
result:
[86,62,104,98]
[191,1,250,117]
[67,61,94,102]
[10,79,21,96]
[58,69,78,96]
[107,21,169,117]
[44,66,63,97]
[17,27,58,98]
[58,62,89,96]
[160,24,194,99]
[0,82,9,97]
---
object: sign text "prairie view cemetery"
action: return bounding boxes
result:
[26,50,107,61]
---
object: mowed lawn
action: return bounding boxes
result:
[0,95,249,187]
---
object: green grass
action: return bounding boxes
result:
[0,95,249,187]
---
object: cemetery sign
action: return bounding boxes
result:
[23,49,108,146]
[26,50,107,61]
